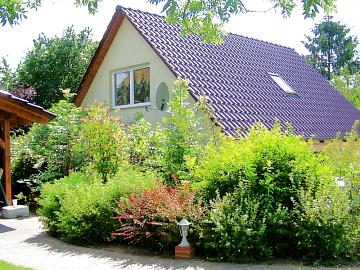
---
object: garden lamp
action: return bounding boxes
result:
[177,218,191,247]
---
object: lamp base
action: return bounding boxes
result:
[175,245,194,259]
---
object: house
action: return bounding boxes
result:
[75,6,360,141]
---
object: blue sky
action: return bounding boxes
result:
[0,0,359,68]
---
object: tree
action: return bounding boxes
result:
[0,57,16,91]
[1,0,335,43]
[150,0,335,43]
[16,26,98,108]
[332,69,360,110]
[304,17,359,80]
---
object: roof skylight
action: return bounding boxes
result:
[269,73,296,95]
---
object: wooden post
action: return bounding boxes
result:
[3,119,11,204]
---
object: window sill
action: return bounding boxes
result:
[113,102,150,109]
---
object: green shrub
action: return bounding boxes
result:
[11,98,85,196]
[74,103,126,182]
[12,100,127,199]
[37,166,155,243]
[160,79,220,183]
[320,122,360,257]
[295,180,351,261]
[194,122,320,205]
[0,259,32,270]
[194,122,359,262]
[11,149,43,199]
[200,187,269,262]
[125,117,166,171]
[37,171,85,234]
[125,79,220,184]
[192,136,256,201]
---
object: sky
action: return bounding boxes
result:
[0,0,359,69]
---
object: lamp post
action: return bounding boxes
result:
[175,218,194,259]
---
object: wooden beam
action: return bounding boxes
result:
[11,117,33,128]
[0,112,16,120]
[3,119,12,204]
[0,137,4,149]
[0,99,49,124]
[0,113,17,121]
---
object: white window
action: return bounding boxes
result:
[113,66,150,107]
[269,73,296,95]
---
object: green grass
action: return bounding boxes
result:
[0,260,32,270]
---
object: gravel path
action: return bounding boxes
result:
[0,215,358,270]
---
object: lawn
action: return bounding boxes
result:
[0,260,32,270]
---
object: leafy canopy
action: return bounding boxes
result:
[304,17,359,80]
[0,57,16,91]
[1,0,336,43]
[16,26,97,108]
[150,0,335,43]
[332,69,360,110]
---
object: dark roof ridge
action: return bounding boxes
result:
[116,5,165,19]
[117,5,295,51]
[225,32,295,51]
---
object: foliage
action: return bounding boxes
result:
[0,0,40,26]
[295,179,351,261]
[37,166,155,243]
[11,97,85,196]
[10,76,360,263]
[194,122,359,262]
[125,116,165,169]
[194,122,319,204]
[1,0,334,44]
[304,17,359,80]
[295,122,360,260]
[162,79,211,181]
[201,188,269,261]
[160,79,218,182]
[0,259,32,270]
[0,57,16,91]
[125,79,219,184]
[11,99,124,197]
[16,26,97,108]
[112,181,204,252]
[74,103,126,182]
[320,122,360,256]
[150,0,335,43]
[332,69,360,110]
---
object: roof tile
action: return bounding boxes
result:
[120,7,360,139]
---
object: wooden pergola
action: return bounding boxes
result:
[0,90,55,204]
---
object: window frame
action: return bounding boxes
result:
[112,65,151,108]
[268,73,297,95]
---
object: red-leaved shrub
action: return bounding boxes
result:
[112,181,204,252]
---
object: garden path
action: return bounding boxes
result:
[0,215,358,270]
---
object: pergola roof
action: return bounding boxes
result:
[0,90,56,127]
[0,90,55,205]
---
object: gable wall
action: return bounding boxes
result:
[81,18,178,124]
